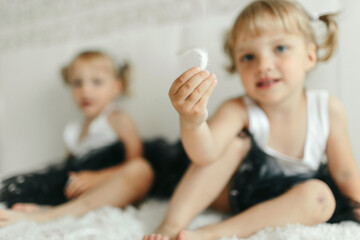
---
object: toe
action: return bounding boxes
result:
[177,231,187,240]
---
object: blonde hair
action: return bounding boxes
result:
[224,0,338,73]
[61,50,131,95]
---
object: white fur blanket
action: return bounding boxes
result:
[0,199,359,240]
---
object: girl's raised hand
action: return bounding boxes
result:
[169,67,217,129]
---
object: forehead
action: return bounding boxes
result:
[235,13,303,43]
[70,57,114,75]
[232,0,312,42]
[235,30,303,52]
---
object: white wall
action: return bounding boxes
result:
[0,0,359,176]
[338,0,360,168]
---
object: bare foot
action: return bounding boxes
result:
[143,233,170,240]
[0,209,31,227]
[143,223,181,240]
[12,203,51,213]
[176,230,215,240]
[0,209,48,227]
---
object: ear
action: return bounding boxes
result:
[305,43,317,71]
[113,79,123,96]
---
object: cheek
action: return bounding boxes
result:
[238,66,252,82]
[111,82,122,96]
[99,87,117,100]
[279,57,299,74]
[72,90,81,101]
[280,60,306,84]
[238,73,253,91]
[112,86,121,96]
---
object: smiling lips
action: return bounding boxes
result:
[256,78,280,89]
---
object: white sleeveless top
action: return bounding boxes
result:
[243,89,329,175]
[63,103,119,158]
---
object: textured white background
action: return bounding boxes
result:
[0,0,359,175]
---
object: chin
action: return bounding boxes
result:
[82,109,98,119]
[254,95,282,105]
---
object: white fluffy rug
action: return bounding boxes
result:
[0,199,359,240]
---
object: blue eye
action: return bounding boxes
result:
[241,54,254,62]
[276,45,288,53]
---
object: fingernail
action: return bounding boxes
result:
[204,70,210,75]
[211,73,216,78]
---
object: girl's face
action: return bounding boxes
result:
[234,30,316,105]
[68,59,122,119]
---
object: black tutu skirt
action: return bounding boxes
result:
[0,139,191,208]
[0,141,126,207]
[229,131,360,223]
[144,139,190,198]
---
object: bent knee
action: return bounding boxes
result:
[125,158,154,182]
[294,179,336,223]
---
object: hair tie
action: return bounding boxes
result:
[309,12,320,21]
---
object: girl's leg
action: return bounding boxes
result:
[0,157,154,226]
[144,137,251,240]
[12,203,51,213]
[177,179,336,240]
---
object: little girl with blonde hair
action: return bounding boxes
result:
[145,1,360,239]
[0,50,155,225]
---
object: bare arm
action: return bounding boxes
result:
[108,111,143,161]
[65,111,143,199]
[95,111,143,176]
[84,111,143,177]
[170,67,247,165]
[326,95,360,203]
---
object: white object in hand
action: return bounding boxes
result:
[178,48,209,70]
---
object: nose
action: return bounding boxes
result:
[257,53,274,74]
[79,82,92,96]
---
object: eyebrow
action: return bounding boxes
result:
[235,35,294,53]
[235,46,252,54]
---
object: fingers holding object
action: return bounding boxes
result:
[186,73,217,103]
[169,67,202,97]
[175,70,212,99]
[192,74,217,110]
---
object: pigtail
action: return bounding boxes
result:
[318,14,338,62]
[118,62,131,96]
[61,66,70,84]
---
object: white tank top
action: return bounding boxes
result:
[63,103,119,158]
[243,89,329,175]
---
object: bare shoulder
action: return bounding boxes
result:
[220,96,246,111]
[108,110,142,156]
[328,95,348,125]
[219,97,247,119]
[211,96,248,128]
[108,110,135,130]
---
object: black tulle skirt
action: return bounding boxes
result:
[1,135,358,224]
[0,139,190,208]
[229,133,360,223]
[144,139,190,198]
[0,141,126,207]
